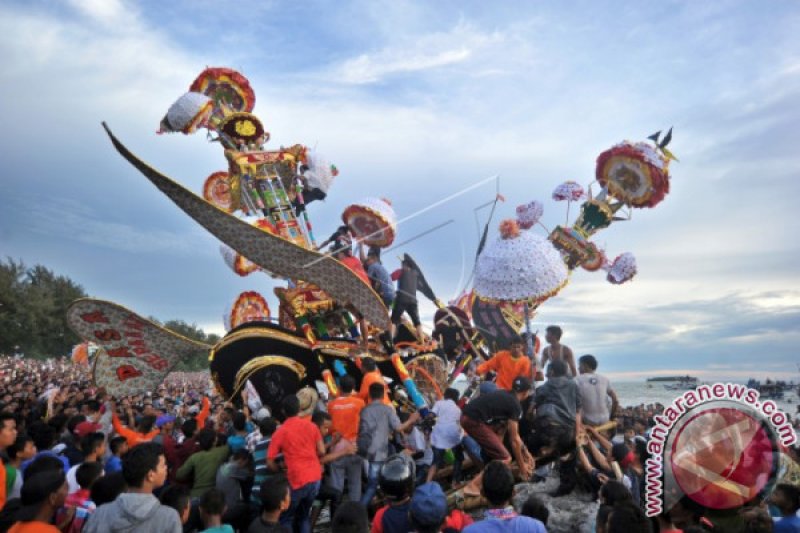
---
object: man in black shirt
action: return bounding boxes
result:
[460,377,534,496]
[389,258,425,342]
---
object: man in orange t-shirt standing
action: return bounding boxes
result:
[357,357,391,405]
[327,375,365,503]
[476,335,532,391]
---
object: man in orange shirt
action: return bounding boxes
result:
[190,396,211,430]
[0,412,19,510]
[112,402,159,448]
[357,357,391,405]
[476,335,532,391]
[327,375,365,503]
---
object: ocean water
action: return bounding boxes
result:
[613,380,799,418]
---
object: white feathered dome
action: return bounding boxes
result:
[473,220,569,303]
[158,92,213,134]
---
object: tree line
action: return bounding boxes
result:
[0,258,219,368]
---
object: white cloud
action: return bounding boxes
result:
[26,198,213,256]
[66,0,127,25]
[329,20,507,84]
[339,48,472,84]
[0,1,200,138]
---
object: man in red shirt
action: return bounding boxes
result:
[327,375,365,503]
[267,395,324,533]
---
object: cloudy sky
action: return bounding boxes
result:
[2,0,799,380]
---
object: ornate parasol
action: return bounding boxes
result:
[342,197,397,248]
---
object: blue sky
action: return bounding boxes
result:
[1,0,799,380]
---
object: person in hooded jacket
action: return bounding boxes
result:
[83,442,181,533]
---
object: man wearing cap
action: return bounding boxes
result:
[408,482,450,533]
[476,335,532,391]
[460,377,534,496]
[296,387,319,419]
[152,414,176,445]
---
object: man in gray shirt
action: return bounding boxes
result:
[575,354,619,426]
[360,246,395,307]
[84,442,182,532]
[533,360,582,497]
[357,383,419,506]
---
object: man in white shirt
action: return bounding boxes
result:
[426,388,465,483]
[575,354,619,426]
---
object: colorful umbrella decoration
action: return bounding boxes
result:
[342,197,397,248]
[552,181,586,202]
[189,67,256,122]
[227,291,271,331]
[203,171,235,213]
[516,200,544,230]
[581,242,607,272]
[595,135,673,209]
[552,180,587,226]
[605,252,637,284]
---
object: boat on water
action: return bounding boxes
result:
[663,377,699,391]
[647,375,698,383]
[747,378,786,400]
[645,375,699,390]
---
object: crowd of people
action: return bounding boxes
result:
[1,324,800,533]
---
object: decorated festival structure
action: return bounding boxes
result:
[66,67,676,415]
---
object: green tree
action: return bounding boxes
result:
[161,319,220,371]
[0,258,87,357]
[0,258,28,351]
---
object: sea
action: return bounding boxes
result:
[613,380,799,418]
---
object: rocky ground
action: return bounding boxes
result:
[512,473,599,533]
[315,471,600,532]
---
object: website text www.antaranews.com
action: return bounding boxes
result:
[644,382,796,516]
